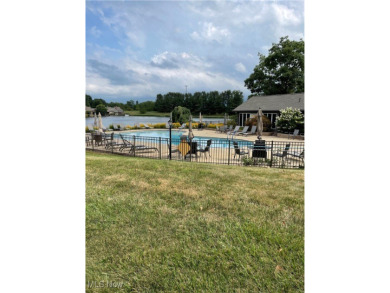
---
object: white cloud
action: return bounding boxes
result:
[90,26,102,38]
[126,31,145,48]
[86,51,247,98]
[272,4,301,26]
[191,22,230,43]
[235,62,246,73]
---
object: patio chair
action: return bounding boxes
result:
[224,125,233,133]
[184,141,198,160]
[237,126,249,136]
[228,126,240,135]
[233,141,249,159]
[215,126,220,132]
[288,149,304,164]
[272,143,291,165]
[243,126,257,136]
[288,129,300,139]
[179,123,186,129]
[85,133,91,146]
[167,143,180,158]
[118,134,158,153]
[197,139,212,158]
[92,133,103,146]
[104,132,115,149]
[218,125,227,133]
[113,125,120,131]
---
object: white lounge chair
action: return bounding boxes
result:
[243,126,257,136]
[237,126,249,136]
[288,129,299,139]
[228,126,240,135]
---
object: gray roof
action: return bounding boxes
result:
[233,93,304,112]
[107,106,124,113]
[85,106,95,112]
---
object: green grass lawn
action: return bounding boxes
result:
[86,151,304,292]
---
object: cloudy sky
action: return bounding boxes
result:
[86,0,304,102]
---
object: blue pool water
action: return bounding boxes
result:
[116,130,248,148]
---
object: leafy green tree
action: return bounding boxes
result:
[91,98,107,108]
[137,101,155,113]
[86,95,93,107]
[125,100,135,111]
[171,106,191,124]
[245,36,304,96]
[95,103,107,116]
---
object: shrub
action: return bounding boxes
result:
[245,115,271,132]
[227,119,237,127]
[152,123,167,129]
[185,122,198,129]
[276,107,304,133]
[241,156,254,166]
[109,124,114,130]
[85,126,90,133]
[172,122,181,128]
[207,123,224,129]
[172,106,191,124]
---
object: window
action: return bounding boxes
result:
[264,112,278,128]
[239,113,252,126]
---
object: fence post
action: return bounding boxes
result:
[270,141,273,168]
[133,135,136,157]
[159,137,161,160]
[228,139,231,165]
[189,137,192,162]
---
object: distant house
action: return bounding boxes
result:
[85,106,96,116]
[107,106,124,116]
[233,93,304,127]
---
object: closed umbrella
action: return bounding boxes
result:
[224,113,227,126]
[256,108,263,140]
[93,113,98,129]
[98,112,104,132]
[199,112,202,124]
[188,115,194,139]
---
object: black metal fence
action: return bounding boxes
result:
[86,133,304,169]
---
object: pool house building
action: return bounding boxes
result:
[233,93,304,127]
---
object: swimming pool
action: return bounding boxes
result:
[115,130,248,148]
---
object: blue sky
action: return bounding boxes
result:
[86,0,304,103]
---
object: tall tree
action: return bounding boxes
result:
[245,36,304,96]
[86,95,93,107]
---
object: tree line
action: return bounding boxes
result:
[154,90,243,114]
[86,90,243,115]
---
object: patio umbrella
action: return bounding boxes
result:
[256,108,263,140]
[188,115,194,139]
[199,112,202,124]
[93,113,98,129]
[98,112,104,132]
[223,113,227,126]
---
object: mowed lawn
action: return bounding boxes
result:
[86,151,304,292]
